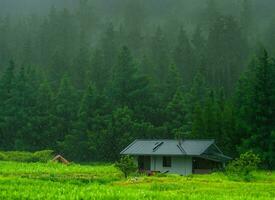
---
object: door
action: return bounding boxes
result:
[138,156,151,171]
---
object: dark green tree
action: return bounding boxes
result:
[61,84,109,161]
[0,60,16,149]
[105,107,135,161]
[173,27,194,84]
[31,79,54,150]
[236,49,275,169]
[53,75,78,152]
[90,49,108,91]
[150,27,170,87]
[206,15,248,94]
[165,90,188,138]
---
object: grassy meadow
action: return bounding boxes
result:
[0,161,274,200]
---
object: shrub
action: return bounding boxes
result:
[115,155,137,178]
[0,152,7,161]
[4,151,35,162]
[226,151,261,181]
[34,150,54,162]
[1,150,54,163]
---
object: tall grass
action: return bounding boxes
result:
[0,161,274,199]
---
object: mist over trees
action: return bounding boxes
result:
[0,0,274,169]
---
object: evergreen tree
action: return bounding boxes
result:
[72,34,91,90]
[31,79,54,150]
[0,60,16,150]
[163,64,182,103]
[105,107,135,161]
[101,23,118,76]
[53,75,78,152]
[0,16,11,69]
[150,27,170,87]
[123,0,145,55]
[236,49,275,169]
[266,17,275,55]
[62,84,109,161]
[111,46,150,109]
[10,67,39,150]
[165,90,188,138]
[206,15,248,94]
[173,27,194,84]
[90,49,108,91]
[192,26,206,74]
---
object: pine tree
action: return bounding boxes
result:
[0,16,11,69]
[173,27,194,84]
[166,90,188,138]
[31,79,54,150]
[191,104,205,138]
[105,107,135,161]
[53,74,78,152]
[192,26,206,74]
[236,49,275,169]
[123,0,145,55]
[62,84,109,161]
[72,34,91,90]
[11,67,39,150]
[266,17,275,55]
[163,64,182,103]
[90,49,108,91]
[150,27,170,87]
[206,15,248,94]
[0,60,16,149]
[101,23,117,75]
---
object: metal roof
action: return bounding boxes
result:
[120,139,216,156]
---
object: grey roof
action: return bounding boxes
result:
[120,139,215,156]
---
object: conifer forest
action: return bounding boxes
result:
[0,0,274,169]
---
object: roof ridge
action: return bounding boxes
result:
[120,140,138,154]
[197,140,215,155]
[134,139,215,141]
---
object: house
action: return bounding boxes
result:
[120,139,231,175]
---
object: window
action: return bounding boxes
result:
[163,156,171,167]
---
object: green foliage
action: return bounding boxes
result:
[115,156,137,178]
[0,152,7,160]
[0,161,274,199]
[226,151,261,181]
[33,150,54,163]
[235,49,275,169]
[0,150,54,163]
[0,0,274,169]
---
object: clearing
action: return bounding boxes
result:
[0,161,274,199]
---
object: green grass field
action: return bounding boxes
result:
[0,161,274,200]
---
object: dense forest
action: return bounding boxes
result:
[0,0,274,169]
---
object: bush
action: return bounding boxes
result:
[34,150,54,162]
[0,150,54,163]
[4,151,35,162]
[115,155,137,178]
[0,152,7,161]
[226,151,261,181]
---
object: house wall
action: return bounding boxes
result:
[150,156,192,175]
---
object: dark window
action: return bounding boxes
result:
[163,156,171,167]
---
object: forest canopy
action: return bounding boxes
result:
[0,0,274,169]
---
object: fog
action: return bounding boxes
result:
[0,0,274,166]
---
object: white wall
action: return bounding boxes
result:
[150,156,192,175]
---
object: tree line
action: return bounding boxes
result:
[0,0,274,169]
